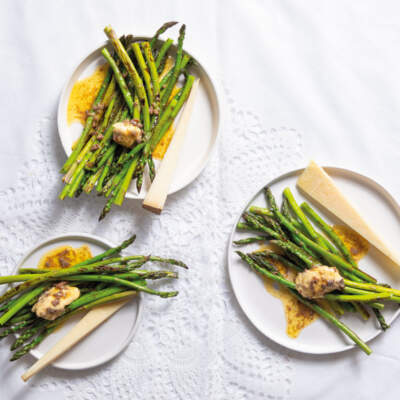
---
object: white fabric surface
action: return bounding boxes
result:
[0,0,400,398]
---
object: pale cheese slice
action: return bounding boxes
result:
[21,296,135,382]
[297,160,400,267]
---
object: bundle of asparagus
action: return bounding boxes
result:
[0,234,187,361]
[235,187,400,355]
[60,22,195,220]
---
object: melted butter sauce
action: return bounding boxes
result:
[332,225,370,262]
[262,259,318,338]
[67,64,108,126]
[259,225,369,338]
[152,124,175,160]
[152,85,181,160]
[38,245,93,270]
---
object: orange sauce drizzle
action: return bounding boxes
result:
[332,225,370,262]
[67,64,108,126]
[152,85,181,160]
[37,245,93,270]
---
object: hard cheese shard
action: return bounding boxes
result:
[297,161,400,267]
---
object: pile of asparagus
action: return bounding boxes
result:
[235,187,400,354]
[0,234,186,361]
[60,22,195,220]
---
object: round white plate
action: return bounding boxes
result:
[228,167,400,355]
[58,37,221,199]
[13,233,142,370]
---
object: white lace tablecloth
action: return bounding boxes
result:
[1,1,400,399]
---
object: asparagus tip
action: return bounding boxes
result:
[104,25,113,34]
[98,206,110,221]
[125,234,137,246]
[161,291,179,298]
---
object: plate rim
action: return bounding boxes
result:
[227,166,400,355]
[12,232,143,370]
[57,37,223,200]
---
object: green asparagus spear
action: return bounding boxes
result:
[233,236,266,245]
[101,48,134,115]
[150,21,178,48]
[61,67,112,173]
[272,210,376,283]
[131,42,153,105]
[0,320,33,340]
[283,188,328,250]
[160,25,185,111]
[11,328,51,361]
[155,38,173,71]
[0,285,47,326]
[301,202,358,268]
[104,26,150,133]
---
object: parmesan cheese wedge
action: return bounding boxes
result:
[297,161,400,267]
[143,79,200,214]
[21,295,135,382]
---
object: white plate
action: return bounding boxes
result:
[12,233,142,370]
[57,37,221,199]
[228,167,400,355]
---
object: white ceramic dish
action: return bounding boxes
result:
[228,167,400,355]
[57,37,221,199]
[12,233,142,370]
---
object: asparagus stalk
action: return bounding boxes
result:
[160,25,185,111]
[236,222,256,232]
[147,156,156,182]
[272,209,376,283]
[301,202,358,268]
[104,26,150,133]
[150,21,178,48]
[233,236,266,245]
[0,320,33,340]
[131,42,154,105]
[66,286,127,311]
[114,156,140,206]
[101,48,134,115]
[344,279,400,296]
[0,285,47,326]
[47,290,137,330]
[96,147,115,192]
[10,320,47,350]
[61,67,112,173]
[283,188,329,250]
[160,52,191,97]
[11,328,53,361]
[290,290,371,354]
[242,212,282,240]
[255,251,304,272]
[83,167,104,194]
[88,100,125,166]
[5,311,35,326]
[281,196,291,218]
[143,42,161,109]
[56,274,178,298]
[270,240,318,267]
[155,38,173,71]
[373,308,390,330]
[151,74,195,150]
